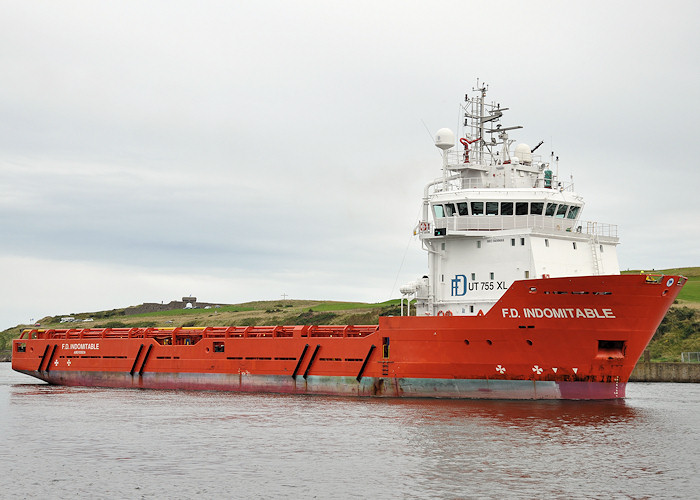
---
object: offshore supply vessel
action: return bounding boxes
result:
[12,83,685,399]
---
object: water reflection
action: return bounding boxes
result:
[378,397,640,426]
[8,376,640,428]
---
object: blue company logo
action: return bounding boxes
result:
[451,274,467,296]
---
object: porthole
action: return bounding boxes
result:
[526,339,533,346]
[486,339,493,345]
[464,340,470,346]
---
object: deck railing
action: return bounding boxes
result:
[433,215,618,237]
[19,325,378,341]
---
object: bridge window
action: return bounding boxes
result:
[520,237,525,245]
[511,238,516,246]
[457,202,469,215]
[471,202,484,215]
[567,206,581,219]
[556,204,569,218]
[486,202,499,215]
[573,242,577,250]
[545,239,550,247]
[501,202,514,215]
[545,203,557,216]
[516,202,528,215]
[444,203,456,216]
[433,205,445,218]
[530,202,544,215]
[471,273,476,280]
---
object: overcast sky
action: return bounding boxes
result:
[1,1,698,329]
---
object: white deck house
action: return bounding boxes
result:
[401,83,619,317]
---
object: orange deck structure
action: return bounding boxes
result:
[12,274,684,399]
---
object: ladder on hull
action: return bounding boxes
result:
[590,235,601,275]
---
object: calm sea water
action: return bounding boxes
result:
[1,364,698,499]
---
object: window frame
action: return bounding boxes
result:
[485,201,499,216]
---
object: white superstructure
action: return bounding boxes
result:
[401,82,620,317]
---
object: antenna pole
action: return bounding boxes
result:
[442,149,448,190]
[472,81,488,164]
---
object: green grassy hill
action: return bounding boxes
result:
[2,268,698,362]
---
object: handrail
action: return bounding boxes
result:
[432,215,618,237]
[20,324,379,341]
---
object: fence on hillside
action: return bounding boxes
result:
[681,352,700,363]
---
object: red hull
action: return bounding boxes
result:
[12,274,684,399]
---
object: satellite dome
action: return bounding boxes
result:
[434,128,455,150]
[514,143,532,164]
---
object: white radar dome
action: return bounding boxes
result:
[434,128,455,150]
[514,143,532,164]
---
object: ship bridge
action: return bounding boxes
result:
[401,83,620,318]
